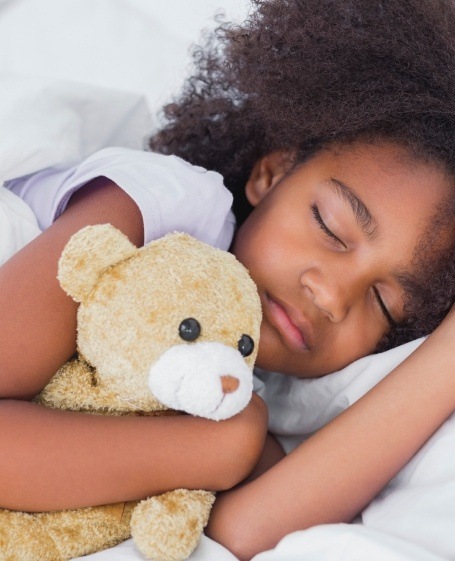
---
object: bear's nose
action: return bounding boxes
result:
[220,375,240,394]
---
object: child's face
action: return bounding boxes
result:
[232,142,450,377]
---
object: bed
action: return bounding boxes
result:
[1,1,454,560]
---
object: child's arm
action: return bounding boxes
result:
[0,396,266,511]
[0,178,268,510]
[206,309,455,561]
[0,177,143,399]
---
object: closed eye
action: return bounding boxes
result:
[311,204,346,248]
[372,287,398,328]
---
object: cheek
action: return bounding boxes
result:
[234,207,291,275]
[323,320,384,372]
[232,214,265,271]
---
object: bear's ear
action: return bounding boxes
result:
[58,224,138,302]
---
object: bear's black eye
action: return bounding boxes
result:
[238,334,254,357]
[179,318,201,341]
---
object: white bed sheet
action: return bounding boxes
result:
[1,2,454,561]
[73,535,237,561]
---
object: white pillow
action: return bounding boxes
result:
[0,74,152,263]
[254,338,424,452]
[0,0,248,111]
[0,75,150,182]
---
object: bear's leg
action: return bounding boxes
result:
[0,501,136,561]
[131,489,215,561]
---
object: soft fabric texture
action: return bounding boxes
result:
[0,75,149,182]
[5,147,235,250]
[0,186,40,264]
[254,337,424,453]
[0,0,248,111]
[0,73,153,266]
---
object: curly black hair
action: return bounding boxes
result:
[149,0,455,351]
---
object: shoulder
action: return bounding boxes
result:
[78,148,235,249]
[6,147,235,250]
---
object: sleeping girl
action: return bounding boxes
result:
[0,1,454,560]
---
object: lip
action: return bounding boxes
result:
[264,293,312,351]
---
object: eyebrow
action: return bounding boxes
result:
[327,178,379,240]
[326,177,418,324]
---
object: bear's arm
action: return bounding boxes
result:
[35,358,170,415]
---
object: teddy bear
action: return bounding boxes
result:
[0,224,262,561]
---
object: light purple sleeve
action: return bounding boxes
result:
[5,147,236,250]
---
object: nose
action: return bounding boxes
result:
[300,269,350,323]
[220,375,240,394]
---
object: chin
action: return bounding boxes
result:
[256,353,304,377]
[256,348,331,378]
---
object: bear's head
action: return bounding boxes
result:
[58,224,262,420]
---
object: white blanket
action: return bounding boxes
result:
[1,1,454,560]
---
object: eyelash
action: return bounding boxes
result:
[311,203,397,328]
[373,288,398,328]
[311,204,345,247]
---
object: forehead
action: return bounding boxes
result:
[285,141,451,277]
[306,141,450,229]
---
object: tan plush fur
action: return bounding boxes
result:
[0,225,261,561]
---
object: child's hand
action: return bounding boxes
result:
[214,393,268,490]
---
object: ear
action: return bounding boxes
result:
[58,224,138,303]
[245,151,293,206]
